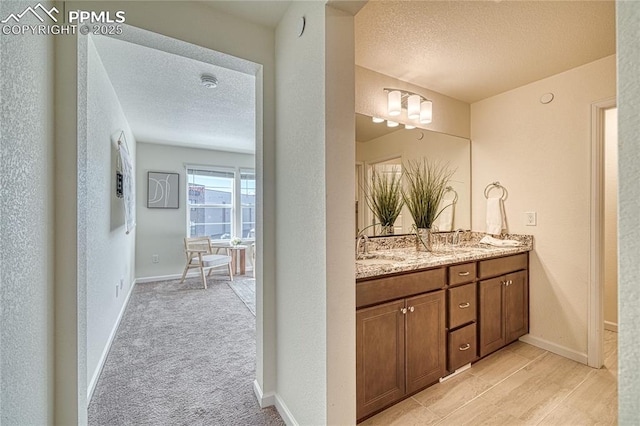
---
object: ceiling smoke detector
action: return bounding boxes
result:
[201,74,218,89]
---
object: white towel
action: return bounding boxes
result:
[436,199,455,232]
[479,235,522,247]
[486,197,506,235]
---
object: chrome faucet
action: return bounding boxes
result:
[356,234,370,257]
[452,229,464,246]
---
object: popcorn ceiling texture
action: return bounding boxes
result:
[0,1,55,424]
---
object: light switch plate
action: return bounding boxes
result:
[525,211,537,226]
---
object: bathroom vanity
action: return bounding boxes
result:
[355,234,532,421]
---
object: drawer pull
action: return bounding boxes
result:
[458,302,470,309]
[459,343,471,351]
[458,271,471,276]
[400,308,407,315]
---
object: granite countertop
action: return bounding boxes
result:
[355,232,533,280]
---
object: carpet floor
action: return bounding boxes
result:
[88,273,282,426]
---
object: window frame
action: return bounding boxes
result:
[185,165,255,242]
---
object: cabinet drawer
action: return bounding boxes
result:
[478,253,527,279]
[356,268,446,309]
[448,283,476,329]
[448,323,477,371]
[449,262,476,286]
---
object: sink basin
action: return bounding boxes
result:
[356,254,404,266]
[356,258,399,266]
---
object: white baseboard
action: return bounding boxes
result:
[88,278,137,401]
[252,381,298,426]
[136,269,241,284]
[519,334,588,365]
[253,379,275,408]
[604,321,618,332]
[275,394,299,426]
[136,273,184,284]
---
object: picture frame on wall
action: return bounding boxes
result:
[147,171,179,209]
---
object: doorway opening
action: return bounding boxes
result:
[588,97,617,368]
[77,24,265,418]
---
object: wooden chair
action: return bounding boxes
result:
[180,237,233,289]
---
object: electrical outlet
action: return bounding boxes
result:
[525,211,537,226]
[152,254,159,264]
[116,284,119,298]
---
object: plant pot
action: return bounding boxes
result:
[416,228,432,252]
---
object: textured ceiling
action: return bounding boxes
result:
[91,35,256,153]
[355,0,616,103]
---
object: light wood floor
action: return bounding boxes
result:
[361,330,617,425]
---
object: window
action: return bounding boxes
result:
[240,170,256,239]
[187,168,235,240]
[186,166,256,241]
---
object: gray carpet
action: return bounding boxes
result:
[88,273,282,426]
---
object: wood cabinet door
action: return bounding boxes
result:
[356,300,406,420]
[405,290,446,394]
[505,270,529,343]
[479,277,506,357]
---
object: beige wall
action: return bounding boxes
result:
[356,66,471,139]
[604,108,618,329]
[471,55,616,361]
[0,2,55,423]
[85,38,137,397]
[618,2,640,420]
[274,2,356,423]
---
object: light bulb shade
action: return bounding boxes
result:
[420,100,433,124]
[404,124,416,129]
[386,120,399,127]
[388,90,401,116]
[372,117,384,123]
[407,95,421,119]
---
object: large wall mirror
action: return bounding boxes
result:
[356,113,471,236]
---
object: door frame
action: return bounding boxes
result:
[588,96,616,368]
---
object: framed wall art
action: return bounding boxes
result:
[147,171,179,209]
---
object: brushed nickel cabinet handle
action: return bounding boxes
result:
[459,343,471,351]
[408,306,415,313]
[458,271,470,276]
[400,308,407,314]
[458,302,470,309]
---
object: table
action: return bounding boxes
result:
[211,243,248,275]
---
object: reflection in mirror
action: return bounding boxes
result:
[356,113,471,236]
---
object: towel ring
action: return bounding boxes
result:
[484,181,508,200]
[444,186,458,204]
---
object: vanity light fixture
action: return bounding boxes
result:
[404,124,416,130]
[420,100,433,124]
[372,117,385,123]
[383,87,433,126]
[407,94,421,119]
[387,90,402,116]
[387,120,399,128]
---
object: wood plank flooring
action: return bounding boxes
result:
[361,331,617,425]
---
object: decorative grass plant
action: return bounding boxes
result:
[364,167,404,234]
[402,159,455,230]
